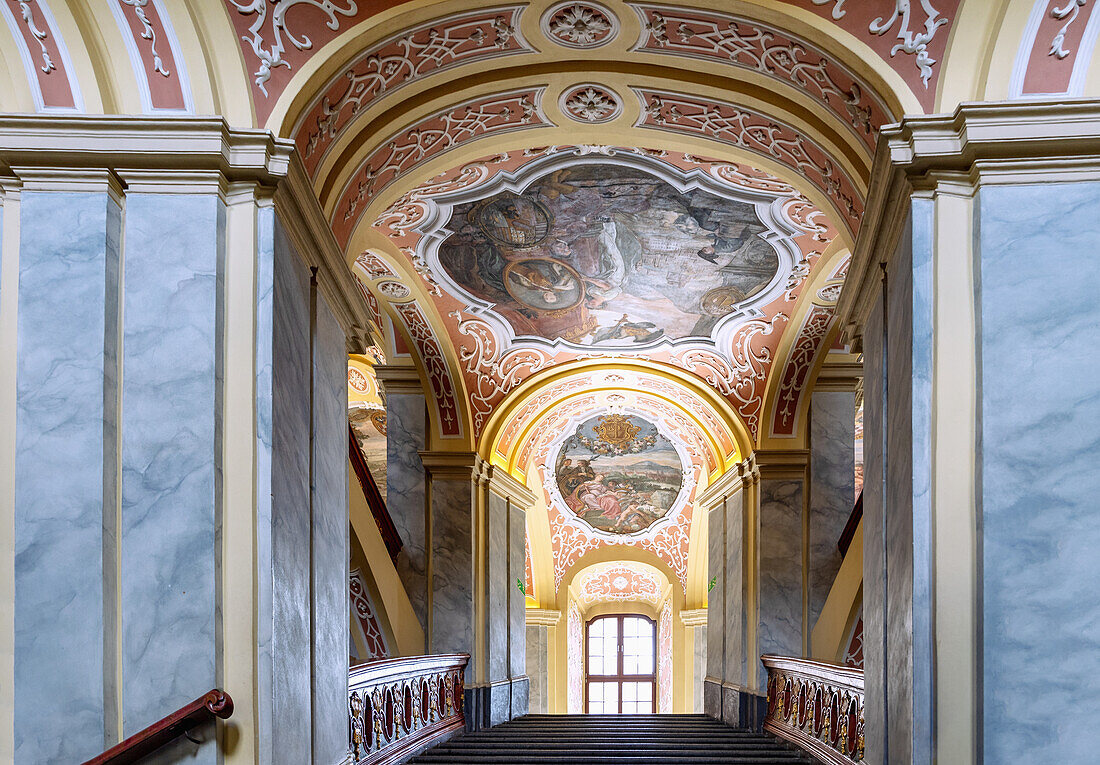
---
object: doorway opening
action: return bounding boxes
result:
[585,614,656,713]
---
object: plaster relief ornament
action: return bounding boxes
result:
[560,84,622,123]
[552,413,687,537]
[542,2,618,48]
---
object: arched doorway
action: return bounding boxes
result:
[585,614,656,714]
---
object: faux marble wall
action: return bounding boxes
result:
[267,217,314,763]
[724,489,744,689]
[487,492,509,683]
[978,182,1100,762]
[706,501,725,702]
[508,505,527,716]
[430,478,474,665]
[861,297,886,764]
[13,191,120,764]
[311,295,349,765]
[808,391,855,629]
[386,393,427,634]
[119,193,222,764]
[757,479,803,688]
[693,624,706,713]
[526,626,547,713]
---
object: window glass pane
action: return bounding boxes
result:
[623,620,654,676]
[589,682,618,714]
[588,618,618,677]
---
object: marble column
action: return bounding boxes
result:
[524,608,559,715]
[849,103,1100,762]
[11,178,122,764]
[419,455,533,729]
[755,458,806,689]
[697,463,752,726]
[376,365,429,642]
[1,119,368,765]
[808,391,856,630]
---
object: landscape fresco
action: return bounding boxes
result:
[438,163,779,346]
[554,413,684,535]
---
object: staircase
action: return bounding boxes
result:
[409,714,814,764]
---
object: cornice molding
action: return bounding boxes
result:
[0,115,373,350]
[485,464,536,510]
[375,364,426,395]
[525,608,561,627]
[813,358,862,392]
[695,462,750,512]
[680,607,708,627]
[754,449,810,480]
[420,451,483,480]
[840,99,1100,336]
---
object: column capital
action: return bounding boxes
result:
[680,608,708,627]
[0,114,373,352]
[753,449,809,480]
[695,462,752,512]
[419,451,483,481]
[376,364,425,395]
[841,98,1100,341]
[525,608,561,627]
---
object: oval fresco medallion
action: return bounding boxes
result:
[553,413,684,536]
[438,163,780,347]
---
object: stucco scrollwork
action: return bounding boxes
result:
[542,2,618,48]
[229,0,358,95]
[11,0,56,74]
[867,0,949,87]
[1050,0,1089,59]
[120,0,169,76]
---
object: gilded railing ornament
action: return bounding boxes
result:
[347,654,469,764]
[762,655,864,765]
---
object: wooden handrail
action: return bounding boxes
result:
[82,689,233,765]
[837,490,862,557]
[349,424,403,562]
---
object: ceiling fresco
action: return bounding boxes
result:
[362,146,836,441]
[552,413,686,537]
[436,163,781,348]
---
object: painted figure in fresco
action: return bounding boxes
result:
[437,164,780,347]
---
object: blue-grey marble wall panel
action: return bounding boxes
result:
[269,217,313,763]
[526,625,547,714]
[14,191,120,764]
[757,479,803,688]
[253,204,276,765]
[430,478,474,665]
[861,297,885,764]
[119,193,221,764]
[487,492,508,682]
[979,182,1100,762]
[693,624,706,712]
[387,393,427,633]
[808,392,855,630]
[724,490,744,687]
[311,293,349,765]
[706,504,725,685]
[508,505,526,682]
[884,213,914,765]
[509,676,528,719]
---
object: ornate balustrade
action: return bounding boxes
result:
[349,653,468,765]
[762,655,864,765]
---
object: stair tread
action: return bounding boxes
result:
[408,715,812,765]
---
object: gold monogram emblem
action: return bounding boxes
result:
[594,414,641,446]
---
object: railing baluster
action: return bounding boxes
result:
[761,655,864,765]
[349,654,469,765]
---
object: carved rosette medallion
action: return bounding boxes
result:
[541,2,618,48]
[559,84,622,123]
